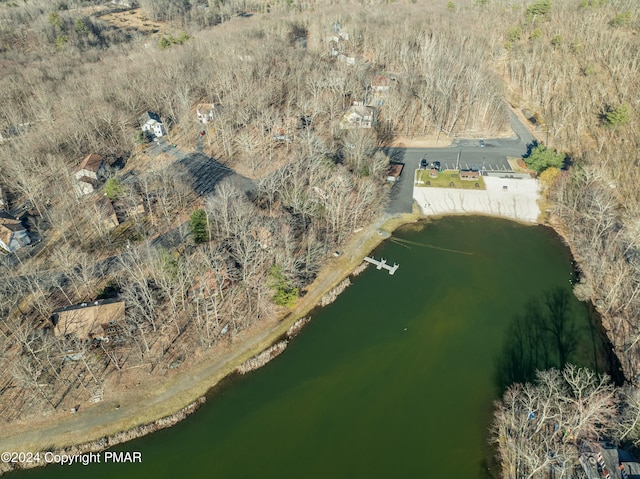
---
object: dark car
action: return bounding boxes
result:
[432,161,441,170]
[420,158,428,169]
[479,139,485,148]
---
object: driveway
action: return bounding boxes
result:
[384,109,535,214]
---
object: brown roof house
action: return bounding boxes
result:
[74,153,105,196]
[95,197,119,229]
[52,299,125,340]
[370,75,392,106]
[386,163,404,183]
[340,105,375,129]
[0,212,30,253]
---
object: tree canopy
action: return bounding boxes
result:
[189,209,208,243]
[524,144,565,173]
[104,178,123,200]
[526,0,552,19]
[602,103,630,129]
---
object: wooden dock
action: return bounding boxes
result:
[364,256,399,275]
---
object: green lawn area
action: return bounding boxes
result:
[415,169,486,190]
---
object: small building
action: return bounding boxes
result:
[370,75,391,106]
[337,54,358,66]
[74,153,105,196]
[460,170,480,181]
[0,212,30,253]
[271,117,299,141]
[95,197,119,229]
[52,299,125,340]
[139,111,165,138]
[386,163,404,182]
[196,103,216,124]
[429,167,439,178]
[340,105,375,129]
[371,75,391,93]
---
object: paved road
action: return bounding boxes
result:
[385,109,535,214]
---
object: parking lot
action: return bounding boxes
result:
[385,110,536,214]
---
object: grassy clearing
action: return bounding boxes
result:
[415,169,486,190]
[507,157,532,174]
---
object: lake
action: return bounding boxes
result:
[12,216,610,479]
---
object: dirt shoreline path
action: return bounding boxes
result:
[0,210,420,463]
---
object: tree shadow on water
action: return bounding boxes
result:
[494,287,602,393]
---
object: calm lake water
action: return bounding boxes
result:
[13,217,609,479]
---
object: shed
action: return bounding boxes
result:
[386,163,404,182]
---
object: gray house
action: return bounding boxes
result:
[0,212,30,253]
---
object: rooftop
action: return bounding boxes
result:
[53,299,125,339]
[78,153,104,173]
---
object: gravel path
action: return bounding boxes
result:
[0,212,405,455]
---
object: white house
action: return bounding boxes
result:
[74,153,105,196]
[139,111,166,138]
[340,105,375,129]
[0,212,30,253]
[196,103,216,124]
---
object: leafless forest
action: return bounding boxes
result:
[0,0,639,476]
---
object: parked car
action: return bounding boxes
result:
[420,158,428,169]
[432,161,441,170]
[479,139,485,147]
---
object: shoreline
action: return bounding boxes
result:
[0,210,421,475]
[2,207,611,476]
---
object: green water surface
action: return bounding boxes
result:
[13,217,608,479]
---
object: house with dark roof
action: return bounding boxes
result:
[0,212,30,253]
[95,197,119,229]
[139,111,165,138]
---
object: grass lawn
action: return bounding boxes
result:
[415,169,486,190]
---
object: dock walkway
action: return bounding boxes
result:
[364,256,399,275]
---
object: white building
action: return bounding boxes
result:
[196,103,216,124]
[340,105,375,129]
[139,111,166,138]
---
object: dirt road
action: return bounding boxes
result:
[0,211,417,457]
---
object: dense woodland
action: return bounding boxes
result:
[0,0,639,477]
